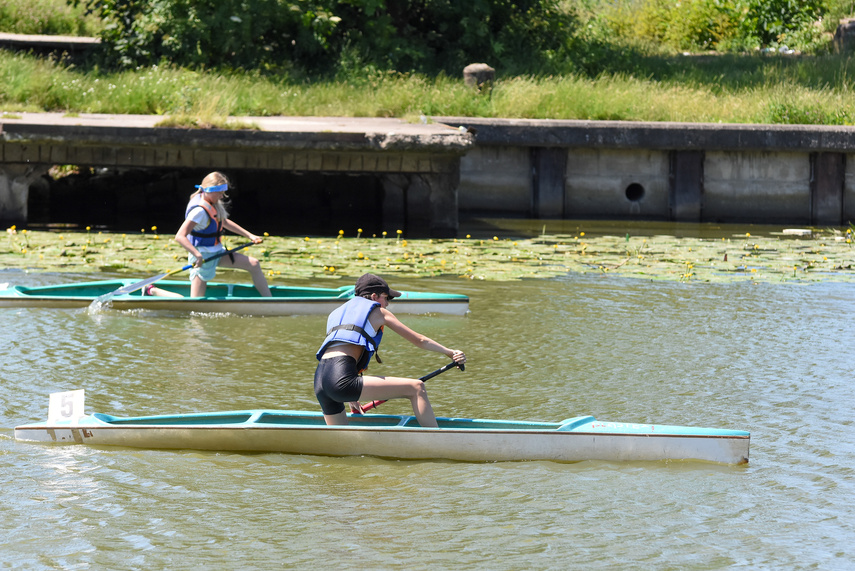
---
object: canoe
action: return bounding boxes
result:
[0,279,469,315]
[14,390,750,464]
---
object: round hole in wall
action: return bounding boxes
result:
[625,183,645,202]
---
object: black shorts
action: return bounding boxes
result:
[314,355,364,415]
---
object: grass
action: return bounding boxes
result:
[4,49,855,124]
[3,0,855,124]
[0,0,101,36]
[5,225,855,284]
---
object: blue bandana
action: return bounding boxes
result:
[196,183,228,193]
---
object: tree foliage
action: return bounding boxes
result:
[73,0,574,73]
[578,0,842,55]
[744,0,825,46]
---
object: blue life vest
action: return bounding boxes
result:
[316,296,383,370]
[184,195,223,247]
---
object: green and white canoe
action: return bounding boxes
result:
[0,279,469,315]
[15,390,750,464]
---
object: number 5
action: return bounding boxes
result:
[48,390,85,424]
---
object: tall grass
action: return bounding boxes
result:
[3,0,855,124]
[4,50,855,125]
[0,0,101,35]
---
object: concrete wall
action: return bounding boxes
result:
[0,114,473,237]
[703,151,810,223]
[564,148,670,219]
[8,114,855,234]
[442,117,855,227]
[458,146,532,213]
[843,153,855,222]
[457,146,814,223]
[458,146,673,220]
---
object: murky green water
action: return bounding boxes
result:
[2,270,854,569]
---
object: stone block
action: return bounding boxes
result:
[463,63,495,93]
[833,19,855,53]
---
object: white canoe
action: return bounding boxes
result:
[14,391,750,464]
[0,279,469,316]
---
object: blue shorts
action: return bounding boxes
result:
[314,355,363,415]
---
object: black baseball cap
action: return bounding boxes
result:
[355,273,401,298]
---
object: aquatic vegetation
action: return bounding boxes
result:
[3,226,855,284]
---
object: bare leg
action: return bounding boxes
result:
[219,252,271,297]
[359,375,438,428]
[147,285,183,298]
[323,411,349,425]
[190,275,207,297]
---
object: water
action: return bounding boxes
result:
[2,270,855,569]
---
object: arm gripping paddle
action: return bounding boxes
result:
[87,242,255,312]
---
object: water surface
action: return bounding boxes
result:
[2,270,854,569]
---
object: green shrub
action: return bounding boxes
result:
[571,0,846,56]
[73,0,576,74]
[73,0,337,71]
[741,0,825,48]
[636,0,741,52]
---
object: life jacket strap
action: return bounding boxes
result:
[190,229,224,238]
[327,323,383,364]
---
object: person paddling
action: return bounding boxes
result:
[174,171,271,298]
[314,273,466,427]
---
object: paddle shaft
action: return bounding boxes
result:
[358,361,464,413]
[178,241,255,273]
[108,241,255,297]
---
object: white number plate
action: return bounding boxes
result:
[48,389,85,424]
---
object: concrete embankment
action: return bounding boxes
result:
[0,113,472,238]
[437,117,855,228]
[3,112,855,237]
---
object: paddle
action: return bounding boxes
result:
[357,360,465,413]
[87,241,254,311]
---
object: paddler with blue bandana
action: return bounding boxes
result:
[174,171,271,298]
[315,273,466,427]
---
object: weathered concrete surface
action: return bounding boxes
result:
[0,164,49,222]
[456,146,531,213]
[0,113,473,237]
[437,117,855,225]
[1,113,473,153]
[843,155,855,222]
[435,117,855,152]
[0,32,99,51]
[703,151,810,223]
[564,148,670,220]
[7,113,855,231]
[671,150,704,221]
[833,19,855,54]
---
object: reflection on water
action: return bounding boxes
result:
[460,216,806,239]
[2,272,855,568]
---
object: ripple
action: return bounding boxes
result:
[4,278,855,568]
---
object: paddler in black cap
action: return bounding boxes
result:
[314,273,466,427]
